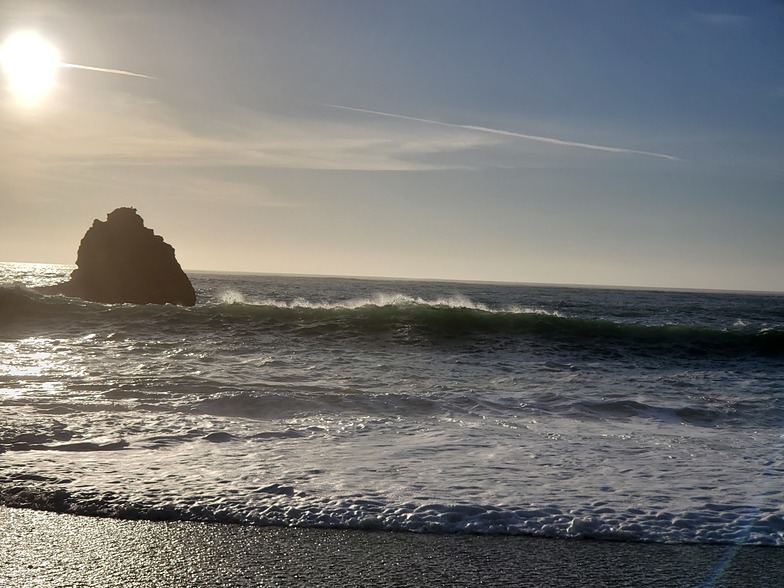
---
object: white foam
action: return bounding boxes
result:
[2,405,782,545]
[213,290,561,317]
[218,289,246,304]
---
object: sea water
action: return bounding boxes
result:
[1,262,783,545]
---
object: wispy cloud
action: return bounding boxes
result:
[693,12,750,26]
[0,91,493,185]
[60,62,154,79]
[325,104,680,162]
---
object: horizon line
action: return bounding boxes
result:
[3,260,779,295]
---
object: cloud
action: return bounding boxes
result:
[0,89,496,194]
[693,12,750,26]
[60,62,153,79]
[324,104,680,162]
[2,76,677,217]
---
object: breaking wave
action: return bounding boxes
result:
[3,285,782,357]
[2,480,783,545]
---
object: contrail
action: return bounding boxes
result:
[61,62,154,79]
[326,104,680,162]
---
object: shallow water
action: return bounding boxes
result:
[1,262,783,545]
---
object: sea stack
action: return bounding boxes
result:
[42,207,196,306]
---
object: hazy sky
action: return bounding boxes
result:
[1,0,783,291]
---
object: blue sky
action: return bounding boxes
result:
[1,0,783,290]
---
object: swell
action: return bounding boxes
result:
[200,297,784,357]
[3,286,783,357]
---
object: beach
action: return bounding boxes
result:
[1,507,782,587]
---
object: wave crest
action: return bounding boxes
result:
[4,285,782,357]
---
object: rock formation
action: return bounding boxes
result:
[41,207,196,306]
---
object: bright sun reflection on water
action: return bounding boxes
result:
[0,262,74,288]
[0,338,78,398]
[5,353,53,377]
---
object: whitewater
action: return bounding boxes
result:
[1,262,783,545]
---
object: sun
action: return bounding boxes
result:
[0,31,61,104]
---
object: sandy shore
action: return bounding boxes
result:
[1,507,781,587]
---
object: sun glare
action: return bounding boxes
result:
[0,31,61,104]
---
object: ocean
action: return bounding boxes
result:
[1,261,783,546]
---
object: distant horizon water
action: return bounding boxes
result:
[3,260,783,297]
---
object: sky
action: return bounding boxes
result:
[1,0,783,291]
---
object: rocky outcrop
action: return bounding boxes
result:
[41,207,196,306]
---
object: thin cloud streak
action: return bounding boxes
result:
[693,12,749,26]
[326,104,680,162]
[61,62,154,79]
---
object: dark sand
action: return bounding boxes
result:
[1,507,781,587]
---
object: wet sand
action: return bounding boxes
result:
[1,507,781,587]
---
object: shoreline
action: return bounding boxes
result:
[2,507,782,587]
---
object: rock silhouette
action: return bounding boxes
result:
[41,208,196,306]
